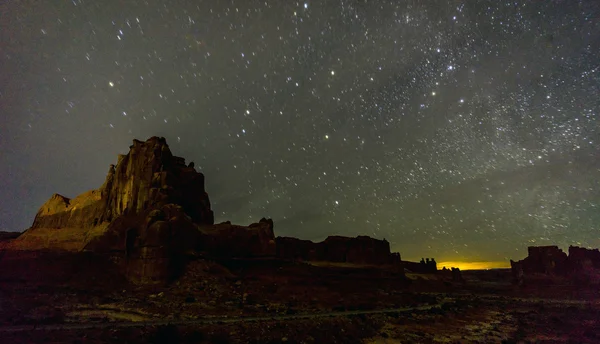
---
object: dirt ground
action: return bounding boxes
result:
[1,250,599,343]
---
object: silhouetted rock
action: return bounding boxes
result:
[568,246,600,271]
[276,237,318,261]
[198,218,276,258]
[401,258,437,273]
[510,246,569,277]
[16,137,214,252]
[9,136,416,285]
[510,245,600,282]
[275,235,400,265]
[11,137,217,284]
[451,267,464,283]
[100,138,213,225]
[83,204,201,284]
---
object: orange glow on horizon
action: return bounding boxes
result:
[438,261,510,270]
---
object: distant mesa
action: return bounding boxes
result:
[6,137,410,284]
[276,236,401,265]
[510,245,600,283]
[402,257,438,274]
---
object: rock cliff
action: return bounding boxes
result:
[29,136,213,233]
[276,235,400,265]
[510,245,600,282]
[510,246,569,277]
[568,246,600,271]
[11,136,403,284]
[13,137,272,284]
[199,218,276,258]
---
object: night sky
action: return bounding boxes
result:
[1,1,599,264]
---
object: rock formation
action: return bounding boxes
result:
[401,258,438,273]
[11,137,275,284]
[510,246,569,276]
[568,246,600,271]
[10,136,410,284]
[198,218,276,258]
[275,235,401,265]
[29,136,214,233]
[451,267,464,283]
[510,245,600,281]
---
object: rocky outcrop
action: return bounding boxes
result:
[29,137,213,233]
[30,191,104,230]
[11,136,417,285]
[198,218,276,258]
[12,137,282,284]
[15,137,214,252]
[568,246,600,271]
[510,246,569,276]
[99,138,213,225]
[276,237,318,261]
[275,235,400,265]
[11,137,218,284]
[80,204,200,284]
[510,245,600,281]
[401,258,438,273]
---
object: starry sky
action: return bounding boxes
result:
[1,0,599,263]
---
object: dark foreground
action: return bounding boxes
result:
[1,251,599,343]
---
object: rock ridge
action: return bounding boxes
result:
[10,137,406,284]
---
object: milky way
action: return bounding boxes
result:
[1,0,599,262]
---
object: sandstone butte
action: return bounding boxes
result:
[7,137,404,284]
[510,245,600,281]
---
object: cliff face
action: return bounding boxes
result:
[12,137,281,284]
[12,137,218,284]
[12,136,404,285]
[198,218,276,258]
[100,138,213,225]
[510,245,600,281]
[568,246,600,270]
[275,235,400,265]
[29,137,214,233]
[510,246,569,276]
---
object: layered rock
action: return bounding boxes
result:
[12,136,413,285]
[275,235,400,265]
[510,246,569,276]
[198,218,276,258]
[82,204,203,283]
[29,137,213,233]
[510,245,600,281]
[11,137,218,284]
[401,258,438,273]
[12,137,283,284]
[568,246,600,271]
[15,137,214,251]
[276,237,318,261]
